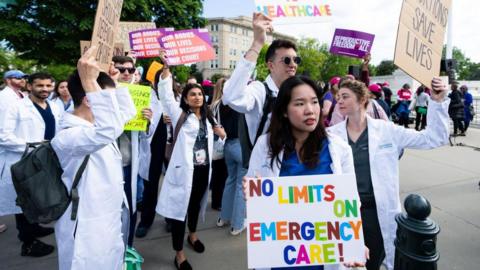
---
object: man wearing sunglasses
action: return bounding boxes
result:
[112,55,136,83]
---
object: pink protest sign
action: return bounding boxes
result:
[158,29,215,65]
[329,29,375,58]
[129,28,173,58]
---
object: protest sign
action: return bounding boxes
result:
[146,61,164,84]
[116,21,156,50]
[80,41,124,57]
[394,0,452,87]
[329,29,375,58]
[158,29,215,66]
[255,0,332,25]
[90,0,124,71]
[246,174,365,268]
[120,83,151,131]
[129,28,173,58]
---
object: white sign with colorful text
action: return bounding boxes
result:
[246,174,365,268]
[254,0,333,25]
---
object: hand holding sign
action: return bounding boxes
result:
[78,46,101,93]
[252,12,273,48]
[108,61,121,85]
[430,77,447,102]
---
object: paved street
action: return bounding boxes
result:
[1,128,479,270]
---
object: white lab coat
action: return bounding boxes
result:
[52,88,136,270]
[222,57,279,143]
[52,97,74,113]
[247,133,356,270]
[327,98,450,270]
[155,75,225,221]
[138,89,164,180]
[0,96,61,216]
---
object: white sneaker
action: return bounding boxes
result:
[230,224,246,236]
[216,217,226,227]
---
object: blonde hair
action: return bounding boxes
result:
[339,79,369,108]
[209,77,227,109]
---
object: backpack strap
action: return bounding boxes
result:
[171,111,188,151]
[70,154,90,221]
[253,82,275,146]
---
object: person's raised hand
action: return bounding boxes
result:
[431,77,447,102]
[108,61,120,85]
[77,46,101,92]
[158,48,171,80]
[252,12,273,49]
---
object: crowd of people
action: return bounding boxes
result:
[0,11,467,270]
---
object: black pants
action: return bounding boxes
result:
[168,165,209,251]
[138,119,168,229]
[361,205,385,270]
[452,118,465,134]
[210,158,227,209]
[15,213,37,244]
[123,165,136,247]
[415,107,427,130]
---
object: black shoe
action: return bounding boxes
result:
[187,236,205,253]
[32,225,54,238]
[135,225,149,238]
[21,240,54,257]
[174,257,192,270]
[458,132,466,136]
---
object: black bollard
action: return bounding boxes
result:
[394,194,440,270]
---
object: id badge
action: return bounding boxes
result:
[194,149,207,164]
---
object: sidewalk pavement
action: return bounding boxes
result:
[1,128,479,270]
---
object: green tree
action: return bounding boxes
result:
[296,38,327,81]
[319,44,362,81]
[441,46,479,80]
[254,44,269,81]
[375,60,397,76]
[210,73,224,83]
[0,0,206,66]
[172,65,191,83]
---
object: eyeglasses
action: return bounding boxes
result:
[280,56,301,65]
[115,67,136,74]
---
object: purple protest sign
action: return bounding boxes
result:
[129,28,173,58]
[329,29,375,58]
[158,29,215,65]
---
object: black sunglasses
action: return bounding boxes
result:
[281,56,301,65]
[116,67,136,74]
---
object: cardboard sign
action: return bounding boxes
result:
[80,41,124,57]
[393,0,452,87]
[116,21,156,50]
[146,61,164,84]
[158,29,215,65]
[247,174,365,269]
[90,0,124,71]
[255,0,333,25]
[129,28,173,58]
[329,29,375,58]
[121,83,151,131]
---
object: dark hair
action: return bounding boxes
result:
[268,76,328,169]
[152,69,181,100]
[265,39,297,63]
[53,80,68,98]
[112,55,134,65]
[27,72,54,84]
[179,83,215,126]
[68,70,115,107]
[416,86,425,96]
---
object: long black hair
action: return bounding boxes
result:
[268,76,328,169]
[180,83,215,126]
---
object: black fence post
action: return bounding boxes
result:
[394,194,440,270]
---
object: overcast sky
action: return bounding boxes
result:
[203,0,479,65]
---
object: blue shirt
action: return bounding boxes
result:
[33,102,55,140]
[275,139,332,270]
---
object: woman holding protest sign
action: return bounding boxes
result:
[155,50,226,270]
[245,76,366,270]
[328,78,449,270]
